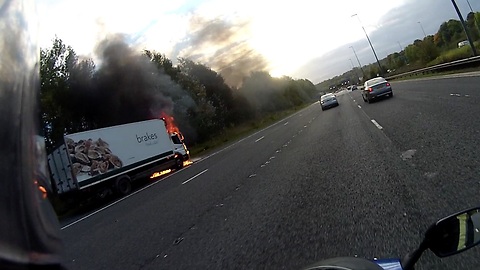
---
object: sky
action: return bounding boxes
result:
[38,0,480,84]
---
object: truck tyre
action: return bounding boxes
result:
[175,157,184,170]
[114,176,132,196]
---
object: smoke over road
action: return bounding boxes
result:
[72,34,197,141]
[177,16,268,87]
[43,14,316,150]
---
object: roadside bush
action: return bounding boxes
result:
[428,42,479,66]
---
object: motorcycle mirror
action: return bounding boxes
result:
[426,207,480,257]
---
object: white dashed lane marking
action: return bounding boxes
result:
[371,119,383,130]
[182,169,208,185]
[255,136,265,143]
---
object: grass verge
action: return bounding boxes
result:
[188,104,311,158]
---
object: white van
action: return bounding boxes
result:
[458,40,470,48]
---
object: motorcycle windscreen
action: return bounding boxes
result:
[374,258,403,270]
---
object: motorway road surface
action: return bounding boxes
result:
[60,74,480,269]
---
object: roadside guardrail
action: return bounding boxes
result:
[385,55,480,80]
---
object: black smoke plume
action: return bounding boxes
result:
[70,34,197,141]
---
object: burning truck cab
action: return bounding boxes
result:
[161,113,190,163]
[170,132,190,162]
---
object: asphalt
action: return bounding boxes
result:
[60,74,480,270]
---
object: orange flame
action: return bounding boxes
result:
[150,169,172,179]
[160,112,181,135]
[34,179,48,199]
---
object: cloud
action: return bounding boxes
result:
[295,0,480,83]
[176,16,268,87]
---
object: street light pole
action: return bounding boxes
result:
[352,13,383,76]
[349,58,360,84]
[451,0,477,56]
[349,58,355,69]
[397,41,409,64]
[417,21,427,38]
[397,41,403,51]
[349,46,366,80]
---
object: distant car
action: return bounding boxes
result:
[458,40,470,48]
[347,85,357,91]
[320,93,339,110]
[362,77,393,103]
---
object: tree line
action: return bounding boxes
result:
[319,11,480,90]
[40,36,316,151]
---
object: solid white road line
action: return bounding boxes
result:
[61,197,131,230]
[182,169,208,185]
[371,119,383,130]
[255,136,265,142]
[61,169,185,230]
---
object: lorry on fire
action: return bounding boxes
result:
[47,119,189,199]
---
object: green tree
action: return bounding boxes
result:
[419,37,439,64]
[144,50,181,81]
[434,32,444,47]
[475,12,480,36]
[40,37,80,149]
[466,12,480,41]
[437,20,464,49]
[405,41,421,63]
[178,58,236,131]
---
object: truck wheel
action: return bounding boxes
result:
[175,157,184,170]
[115,176,132,196]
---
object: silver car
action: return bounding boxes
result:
[320,93,339,111]
[362,77,393,103]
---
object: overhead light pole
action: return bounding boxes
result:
[349,58,361,83]
[451,0,477,56]
[349,46,365,80]
[349,58,355,69]
[397,41,409,64]
[352,13,383,76]
[397,41,403,51]
[417,21,427,38]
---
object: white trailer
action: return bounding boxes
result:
[48,119,189,198]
